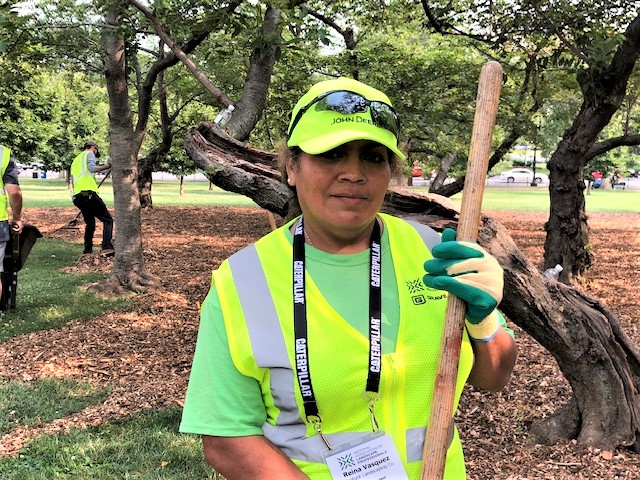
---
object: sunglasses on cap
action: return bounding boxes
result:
[287,90,401,140]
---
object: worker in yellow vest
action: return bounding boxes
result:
[0,145,23,305]
[180,78,517,479]
[70,141,114,256]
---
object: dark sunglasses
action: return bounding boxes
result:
[287,90,400,140]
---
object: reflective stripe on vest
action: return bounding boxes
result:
[228,219,452,464]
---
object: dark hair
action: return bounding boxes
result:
[84,141,98,150]
[277,145,302,191]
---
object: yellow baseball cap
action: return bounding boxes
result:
[287,77,405,160]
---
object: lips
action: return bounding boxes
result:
[330,194,370,208]
[331,191,368,200]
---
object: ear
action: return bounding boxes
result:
[286,163,296,186]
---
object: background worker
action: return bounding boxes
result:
[180,77,517,479]
[0,145,23,303]
[70,141,114,256]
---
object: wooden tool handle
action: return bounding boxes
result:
[420,60,503,480]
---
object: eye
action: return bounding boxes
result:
[363,149,388,164]
[319,147,346,161]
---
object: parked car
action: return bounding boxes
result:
[499,168,549,184]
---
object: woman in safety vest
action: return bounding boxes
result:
[180,77,517,479]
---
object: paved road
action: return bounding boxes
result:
[485,176,549,188]
[485,176,640,190]
[413,176,640,190]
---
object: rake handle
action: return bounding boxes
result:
[420,60,503,480]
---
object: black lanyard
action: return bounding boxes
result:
[292,217,382,426]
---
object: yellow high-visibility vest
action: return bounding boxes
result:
[70,151,98,195]
[213,213,473,479]
[0,146,11,221]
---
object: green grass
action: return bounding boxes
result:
[443,186,640,212]
[0,378,110,435]
[23,177,639,212]
[0,408,221,479]
[20,178,257,208]
[19,179,79,208]
[149,180,258,207]
[0,238,130,342]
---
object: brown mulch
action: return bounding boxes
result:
[0,206,639,479]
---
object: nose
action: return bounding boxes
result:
[338,151,365,183]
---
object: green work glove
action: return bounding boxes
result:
[423,228,503,338]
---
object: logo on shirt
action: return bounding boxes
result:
[412,295,426,305]
[406,279,425,293]
[406,278,446,305]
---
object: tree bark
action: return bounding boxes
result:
[225,5,281,141]
[185,123,291,216]
[103,0,153,292]
[184,125,640,451]
[429,152,454,192]
[138,154,155,209]
[138,59,172,210]
[543,14,640,283]
[479,217,640,451]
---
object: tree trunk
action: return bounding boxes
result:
[477,216,640,451]
[225,6,281,141]
[184,125,640,451]
[185,123,291,216]
[544,144,591,284]
[179,176,184,196]
[137,49,172,210]
[429,152,455,192]
[103,0,153,292]
[138,155,154,209]
[543,14,640,283]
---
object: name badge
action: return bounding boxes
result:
[323,431,409,480]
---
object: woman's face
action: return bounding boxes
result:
[287,139,392,243]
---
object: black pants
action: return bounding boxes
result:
[73,191,114,253]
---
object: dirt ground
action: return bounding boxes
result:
[0,206,639,479]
